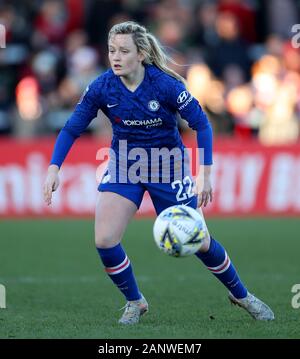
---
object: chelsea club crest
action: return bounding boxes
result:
[148,100,160,111]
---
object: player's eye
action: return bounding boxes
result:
[121,50,129,53]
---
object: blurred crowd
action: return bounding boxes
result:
[0,0,300,145]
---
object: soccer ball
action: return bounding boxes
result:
[153,205,207,257]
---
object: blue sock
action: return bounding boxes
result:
[195,237,247,299]
[97,244,141,301]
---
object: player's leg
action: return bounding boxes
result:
[95,191,141,300]
[148,179,247,300]
[194,208,274,320]
[95,184,148,324]
[148,180,274,320]
[194,207,248,298]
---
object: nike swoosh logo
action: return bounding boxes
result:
[107,103,118,108]
[181,199,194,206]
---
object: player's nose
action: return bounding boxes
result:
[111,52,121,61]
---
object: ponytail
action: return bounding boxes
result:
[145,33,187,86]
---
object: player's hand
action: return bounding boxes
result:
[194,174,213,208]
[43,165,60,206]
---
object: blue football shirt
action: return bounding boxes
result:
[50,64,212,170]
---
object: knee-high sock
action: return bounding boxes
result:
[195,237,247,299]
[97,244,141,301]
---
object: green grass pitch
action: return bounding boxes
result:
[0,218,299,339]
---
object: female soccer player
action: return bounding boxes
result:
[43,21,274,325]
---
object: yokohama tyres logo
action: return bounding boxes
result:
[122,118,163,127]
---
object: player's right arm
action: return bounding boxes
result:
[43,77,104,205]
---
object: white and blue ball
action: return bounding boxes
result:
[153,205,207,257]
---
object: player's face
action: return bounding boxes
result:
[108,34,144,77]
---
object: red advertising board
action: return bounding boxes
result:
[1,136,300,217]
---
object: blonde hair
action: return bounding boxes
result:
[108,21,186,85]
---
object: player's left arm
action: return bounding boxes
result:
[170,81,213,208]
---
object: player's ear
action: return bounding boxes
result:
[138,51,146,63]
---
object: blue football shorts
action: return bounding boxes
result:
[98,171,197,215]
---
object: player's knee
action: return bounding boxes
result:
[95,233,120,249]
[198,233,211,253]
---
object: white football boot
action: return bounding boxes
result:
[228,292,275,321]
[118,294,149,325]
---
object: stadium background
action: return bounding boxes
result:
[0,0,299,339]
